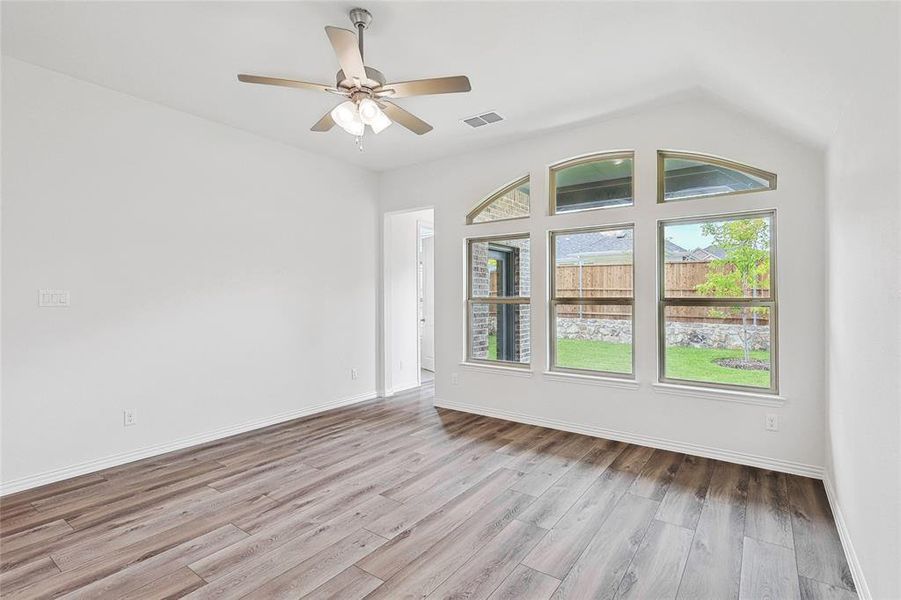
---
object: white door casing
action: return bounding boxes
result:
[420,229,435,372]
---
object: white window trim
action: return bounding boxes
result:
[652,382,786,407]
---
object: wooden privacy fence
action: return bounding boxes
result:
[486,262,770,324]
[553,262,770,324]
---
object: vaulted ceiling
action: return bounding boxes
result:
[2,2,889,171]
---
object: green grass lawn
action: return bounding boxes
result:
[663,345,770,388]
[556,338,633,374]
[486,335,770,387]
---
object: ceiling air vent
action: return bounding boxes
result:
[462,111,504,128]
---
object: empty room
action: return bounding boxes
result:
[1,2,899,599]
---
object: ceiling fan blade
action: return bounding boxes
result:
[311,110,335,132]
[324,26,366,81]
[379,101,433,135]
[237,74,333,93]
[377,76,471,98]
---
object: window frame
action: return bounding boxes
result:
[657,150,777,204]
[657,209,779,394]
[549,150,635,216]
[465,175,531,225]
[548,223,636,379]
[465,233,531,368]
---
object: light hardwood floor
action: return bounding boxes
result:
[0,384,857,599]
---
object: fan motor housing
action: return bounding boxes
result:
[336,66,386,91]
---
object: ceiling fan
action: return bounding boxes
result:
[238,8,472,147]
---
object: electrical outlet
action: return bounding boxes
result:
[124,409,137,427]
[451,372,459,385]
[399,360,404,370]
[765,414,778,431]
[351,368,358,380]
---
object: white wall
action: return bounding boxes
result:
[379,97,828,474]
[0,58,379,490]
[382,208,432,394]
[824,5,901,598]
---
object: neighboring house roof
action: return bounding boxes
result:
[684,245,726,261]
[666,244,728,263]
[556,230,692,264]
[664,240,692,261]
[556,231,727,264]
[556,229,633,264]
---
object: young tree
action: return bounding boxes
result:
[695,218,770,363]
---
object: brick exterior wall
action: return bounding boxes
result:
[471,241,490,358]
[471,187,530,223]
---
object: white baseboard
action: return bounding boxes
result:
[433,398,825,479]
[823,475,871,600]
[0,390,378,497]
[388,382,421,396]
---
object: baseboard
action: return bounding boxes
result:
[0,390,378,497]
[388,382,421,396]
[433,398,825,479]
[823,475,871,600]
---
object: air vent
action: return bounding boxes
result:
[462,111,504,128]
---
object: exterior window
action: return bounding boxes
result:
[467,235,530,365]
[550,152,633,215]
[658,150,776,203]
[549,225,634,377]
[466,176,530,224]
[658,211,777,392]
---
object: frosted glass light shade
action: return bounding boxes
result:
[369,109,392,134]
[331,101,364,136]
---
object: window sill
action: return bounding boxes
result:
[652,383,785,406]
[543,371,640,390]
[459,362,533,377]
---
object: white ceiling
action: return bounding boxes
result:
[1,2,887,171]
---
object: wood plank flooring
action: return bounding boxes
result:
[0,384,857,599]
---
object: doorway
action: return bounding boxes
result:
[382,208,434,395]
[489,244,517,362]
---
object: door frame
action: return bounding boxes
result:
[416,220,435,381]
[380,207,435,397]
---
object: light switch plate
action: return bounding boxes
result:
[39,289,70,307]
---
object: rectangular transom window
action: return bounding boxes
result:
[467,235,530,365]
[549,225,634,377]
[550,152,634,214]
[658,211,777,392]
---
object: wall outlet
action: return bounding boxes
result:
[451,372,459,385]
[124,409,137,427]
[351,368,358,380]
[399,360,404,370]
[765,414,778,431]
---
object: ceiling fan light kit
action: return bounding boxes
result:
[238,7,472,150]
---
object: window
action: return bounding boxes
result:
[658,211,777,392]
[550,152,633,215]
[549,225,634,377]
[466,176,530,224]
[658,151,776,203]
[467,235,530,365]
